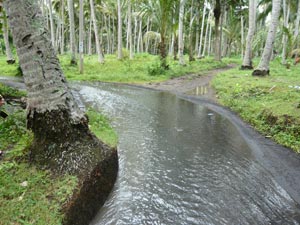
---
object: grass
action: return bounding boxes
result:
[87,109,118,148]
[59,54,226,83]
[0,84,117,225]
[212,57,300,152]
[0,53,227,83]
[0,55,20,77]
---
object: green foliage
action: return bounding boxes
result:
[87,109,118,147]
[0,83,26,98]
[212,58,300,152]
[0,163,77,225]
[59,53,227,83]
[0,110,28,151]
[147,62,166,76]
[0,55,19,76]
[0,106,78,225]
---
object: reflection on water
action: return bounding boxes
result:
[186,85,209,96]
[75,83,300,225]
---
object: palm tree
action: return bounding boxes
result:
[4,1,118,223]
[253,0,281,76]
[241,0,257,69]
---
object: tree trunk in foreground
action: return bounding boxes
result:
[4,1,118,223]
[4,0,117,173]
[241,0,256,70]
[252,0,281,76]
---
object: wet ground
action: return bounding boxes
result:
[73,82,300,225]
[1,74,300,225]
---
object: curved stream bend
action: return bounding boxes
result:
[75,82,300,225]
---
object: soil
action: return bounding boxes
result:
[142,64,236,101]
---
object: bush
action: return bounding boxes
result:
[147,62,166,76]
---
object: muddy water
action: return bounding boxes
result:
[75,82,300,225]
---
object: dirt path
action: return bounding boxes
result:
[142,65,236,101]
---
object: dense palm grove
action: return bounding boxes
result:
[1,0,300,73]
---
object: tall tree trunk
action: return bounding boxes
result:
[145,17,151,53]
[178,0,186,65]
[117,0,123,59]
[79,0,84,73]
[48,0,56,50]
[241,0,256,69]
[253,0,281,76]
[127,0,133,59]
[189,0,196,61]
[194,9,200,53]
[202,10,211,56]
[90,0,104,63]
[240,15,244,58]
[214,0,222,61]
[281,0,290,65]
[198,1,207,57]
[88,18,92,55]
[4,0,117,173]
[2,11,15,64]
[294,0,300,38]
[67,0,77,64]
[208,15,212,56]
[133,16,137,53]
[60,0,65,54]
[138,18,143,52]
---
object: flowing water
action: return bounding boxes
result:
[75,82,300,225]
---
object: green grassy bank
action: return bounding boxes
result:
[0,53,227,83]
[0,84,117,225]
[212,58,300,153]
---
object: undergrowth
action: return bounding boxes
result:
[212,57,300,152]
[0,84,117,225]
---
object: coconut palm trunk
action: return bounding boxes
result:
[67,0,77,64]
[281,0,290,65]
[48,0,55,49]
[178,0,186,65]
[241,0,256,70]
[60,0,65,54]
[198,0,207,58]
[2,10,15,64]
[253,0,281,76]
[117,0,123,59]
[90,0,104,63]
[4,2,118,222]
[4,0,118,173]
[127,0,133,59]
[214,0,222,61]
[295,0,300,38]
[79,0,84,73]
